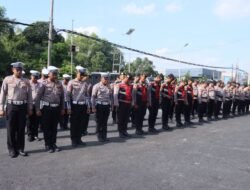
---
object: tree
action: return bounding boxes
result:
[124,57,158,76]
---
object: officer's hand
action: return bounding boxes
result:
[28,109,33,116]
[36,111,42,116]
[61,110,65,116]
[67,109,71,115]
[0,110,5,117]
[92,108,96,113]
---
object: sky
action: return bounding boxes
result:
[1,0,250,74]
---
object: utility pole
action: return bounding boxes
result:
[47,0,54,67]
[71,20,74,78]
[126,28,135,73]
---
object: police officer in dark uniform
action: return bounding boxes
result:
[67,66,90,147]
[148,74,161,133]
[192,80,199,119]
[0,62,33,158]
[114,74,133,138]
[131,73,140,128]
[35,66,65,153]
[214,80,223,120]
[133,73,148,135]
[207,81,216,121]
[91,73,112,142]
[160,74,175,130]
[174,80,187,127]
[27,70,42,142]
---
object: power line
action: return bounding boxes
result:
[0,19,248,74]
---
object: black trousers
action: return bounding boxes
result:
[161,98,172,126]
[192,99,198,117]
[214,101,222,118]
[223,100,232,117]
[134,103,147,131]
[117,102,131,133]
[207,99,215,119]
[184,99,193,122]
[96,104,110,140]
[60,102,69,129]
[70,104,87,143]
[41,106,60,147]
[6,104,27,153]
[148,101,159,129]
[112,106,117,122]
[238,100,244,114]
[175,100,184,124]
[82,113,89,134]
[198,102,207,119]
[169,102,175,120]
[245,100,250,113]
[27,105,39,138]
[232,99,239,115]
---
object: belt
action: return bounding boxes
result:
[42,101,59,107]
[96,101,110,105]
[7,100,27,105]
[118,99,131,104]
[72,101,86,105]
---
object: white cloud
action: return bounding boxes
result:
[75,26,101,35]
[165,2,182,13]
[214,0,250,19]
[123,3,156,15]
[107,27,115,33]
[154,48,169,55]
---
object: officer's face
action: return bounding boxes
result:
[101,77,109,85]
[140,75,146,82]
[49,72,58,80]
[31,75,38,82]
[12,67,22,78]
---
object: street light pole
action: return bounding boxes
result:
[178,43,189,81]
[47,0,54,67]
[126,28,135,73]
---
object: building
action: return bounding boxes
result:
[165,68,222,80]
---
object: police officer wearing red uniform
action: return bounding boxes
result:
[133,73,148,135]
[174,80,187,127]
[114,74,133,138]
[148,74,161,133]
[160,74,175,130]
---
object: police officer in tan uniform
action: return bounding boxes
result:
[27,70,42,142]
[67,66,90,147]
[91,73,112,142]
[59,74,71,130]
[0,62,32,158]
[35,66,65,153]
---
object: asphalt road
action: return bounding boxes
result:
[0,112,250,190]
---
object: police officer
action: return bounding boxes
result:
[184,79,194,125]
[59,74,71,130]
[207,81,216,121]
[82,73,92,136]
[232,82,240,116]
[148,74,161,133]
[114,74,133,138]
[222,82,232,119]
[38,67,49,83]
[192,80,199,118]
[27,70,42,142]
[91,73,112,142]
[160,74,175,130]
[198,81,208,123]
[35,66,64,153]
[174,80,187,127]
[0,62,32,158]
[214,81,223,120]
[67,66,90,147]
[133,73,148,135]
[131,73,140,128]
